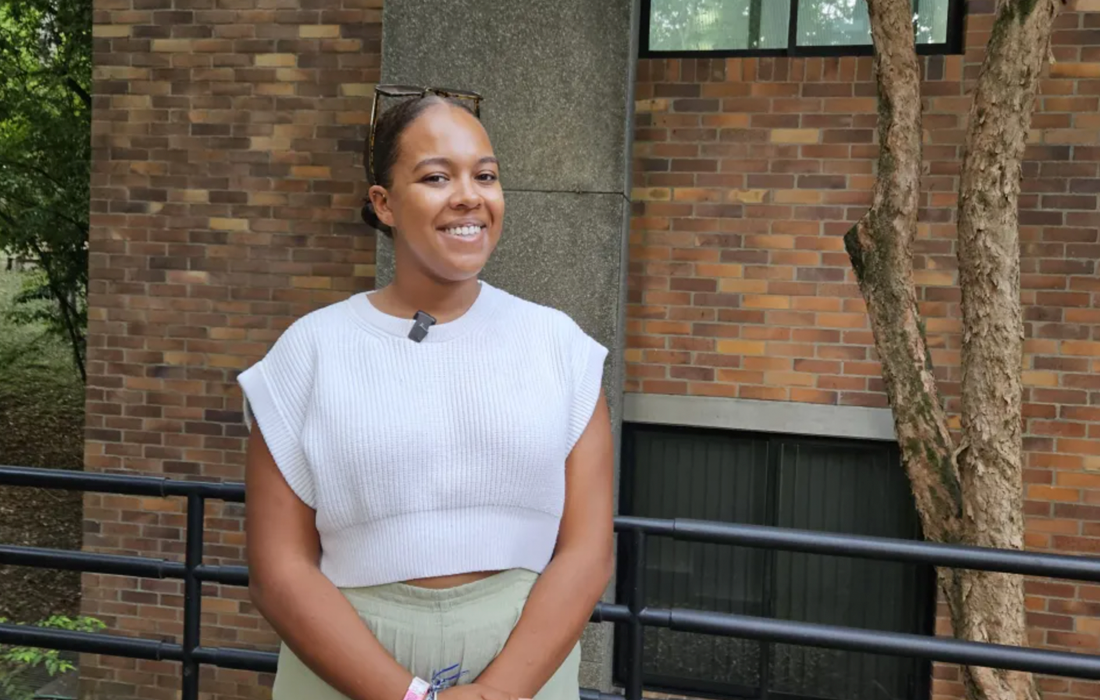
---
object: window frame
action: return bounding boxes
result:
[612,422,938,700]
[639,0,966,59]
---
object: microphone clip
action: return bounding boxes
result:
[408,310,436,343]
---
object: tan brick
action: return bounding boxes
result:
[256,82,296,96]
[726,189,767,203]
[290,166,331,179]
[702,113,750,128]
[817,313,867,329]
[299,24,341,38]
[774,189,821,204]
[255,53,297,67]
[1023,371,1059,388]
[636,98,670,112]
[1064,341,1100,357]
[717,340,767,355]
[743,295,790,309]
[632,187,671,201]
[770,129,819,144]
[672,187,723,202]
[276,68,312,82]
[764,371,815,387]
[1050,63,1100,78]
[341,83,376,97]
[716,279,767,294]
[209,217,249,231]
[695,263,742,278]
[150,39,192,52]
[93,25,131,37]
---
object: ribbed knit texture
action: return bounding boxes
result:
[238,282,608,588]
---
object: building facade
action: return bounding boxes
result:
[82,0,1100,699]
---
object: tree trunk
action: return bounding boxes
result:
[30,241,87,383]
[845,0,963,547]
[954,2,1059,700]
[848,1,1060,700]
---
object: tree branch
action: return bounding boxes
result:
[0,189,88,235]
[0,158,69,191]
[64,76,91,108]
[845,0,962,544]
[27,239,85,382]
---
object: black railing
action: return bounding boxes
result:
[3,464,1100,700]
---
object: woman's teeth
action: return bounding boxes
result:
[445,225,482,238]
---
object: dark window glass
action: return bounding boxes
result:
[615,424,936,700]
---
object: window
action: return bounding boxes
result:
[642,0,964,57]
[615,424,936,700]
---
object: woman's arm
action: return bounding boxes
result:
[474,391,615,698]
[245,426,416,700]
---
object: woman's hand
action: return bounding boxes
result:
[437,684,528,700]
[474,392,614,698]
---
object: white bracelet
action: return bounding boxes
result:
[403,677,431,700]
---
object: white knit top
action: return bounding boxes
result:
[237,281,608,588]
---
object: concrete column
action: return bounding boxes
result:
[377,0,639,690]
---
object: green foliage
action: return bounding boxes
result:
[648,0,756,52]
[0,0,91,380]
[0,615,104,700]
[647,0,951,52]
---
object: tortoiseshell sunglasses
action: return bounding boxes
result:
[367,84,483,183]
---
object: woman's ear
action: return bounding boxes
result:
[368,185,395,228]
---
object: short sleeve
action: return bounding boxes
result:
[237,320,318,509]
[566,324,609,453]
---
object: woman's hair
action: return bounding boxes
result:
[361,95,478,237]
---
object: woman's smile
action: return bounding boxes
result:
[439,218,489,243]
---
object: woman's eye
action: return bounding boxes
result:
[477,172,498,182]
[423,174,447,184]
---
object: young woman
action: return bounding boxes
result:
[239,87,614,700]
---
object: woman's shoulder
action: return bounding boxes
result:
[486,282,593,340]
[258,296,361,368]
[484,283,608,376]
[277,295,358,340]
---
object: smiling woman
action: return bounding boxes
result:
[238,87,614,700]
[364,97,503,291]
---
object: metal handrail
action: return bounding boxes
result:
[4,464,1100,700]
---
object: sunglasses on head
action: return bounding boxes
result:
[367,84,483,183]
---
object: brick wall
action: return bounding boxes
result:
[83,0,1100,698]
[83,0,379,696]
[628,2,1100,700]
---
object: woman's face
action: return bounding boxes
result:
[370,103,504,283]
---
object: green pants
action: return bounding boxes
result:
[272,569,581,700]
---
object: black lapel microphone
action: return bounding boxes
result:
[408,310,436,343]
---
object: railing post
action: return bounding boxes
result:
[625,528,646,700]
[182,493,204,700]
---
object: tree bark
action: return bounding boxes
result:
[954,2,1059,700]
[844,0,963,547]
[849,1,1060,700]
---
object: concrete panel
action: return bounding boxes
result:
[624,393,898,442]
[379,0,639,690]
[381,0,637,195]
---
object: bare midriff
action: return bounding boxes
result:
[403,570,504,589]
